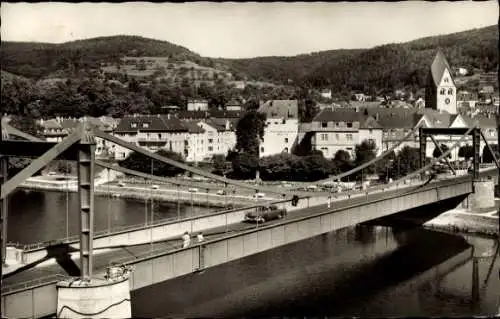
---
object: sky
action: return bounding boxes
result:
[1,1,498,58]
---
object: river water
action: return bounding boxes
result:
[7,189,213,244]
[7,190,500,317]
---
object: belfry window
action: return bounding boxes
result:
[448,88,453,95]
[440,89,445,95]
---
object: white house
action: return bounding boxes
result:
[257,100,299,157]
[187,99,209,111]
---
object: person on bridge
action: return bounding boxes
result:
[182,231,191,248]
[197,232,204,243]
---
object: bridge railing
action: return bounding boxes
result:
[1,273,70,295]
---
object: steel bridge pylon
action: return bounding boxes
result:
[418,127,497,181]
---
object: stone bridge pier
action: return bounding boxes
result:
[462,179,496,210]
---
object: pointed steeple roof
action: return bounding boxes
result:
[430,49,455,87]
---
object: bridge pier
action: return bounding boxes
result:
[56,273,132,319]
[463,179,495,210]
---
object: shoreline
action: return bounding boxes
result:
[19,178,261,208]
[423,206,499,238]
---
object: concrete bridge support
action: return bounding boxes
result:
[463,180,495,210]
[56,276,131,319]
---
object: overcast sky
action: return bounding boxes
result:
[1,1,498,58]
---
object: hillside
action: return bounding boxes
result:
[1,25,497,93]
[219,25,498,90]
[1,35,215,79]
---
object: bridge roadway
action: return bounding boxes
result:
[1,171,480,293]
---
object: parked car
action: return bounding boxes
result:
[151,184,159,189]
[245,205,287,223]
[253,192,266,199]
[188,188,199,193]
[216,189,226,195]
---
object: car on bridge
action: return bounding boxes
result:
[244,205,287,223]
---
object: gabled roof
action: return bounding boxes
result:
[430,50,455,87]
[177,111,209,119]
[181,120,205,134]
[312,109,382,129]
[258,100,298,119]
[206,118,233,132]
[114,115,188,133]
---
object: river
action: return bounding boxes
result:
[7,190,500,317]
[7,189,213,244]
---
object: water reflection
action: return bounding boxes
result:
[7,190,213,244]
[131,226,499,318]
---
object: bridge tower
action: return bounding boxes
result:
[56,123,132,319]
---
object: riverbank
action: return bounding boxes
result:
[423,201,499,237]
[19,176,266,208]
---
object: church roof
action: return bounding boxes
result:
[430,50,455,87]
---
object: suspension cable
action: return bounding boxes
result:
[300,127,419,187]
[107,167,111,234]
[65,161,69,239]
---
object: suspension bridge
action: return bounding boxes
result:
[1,119,499,318]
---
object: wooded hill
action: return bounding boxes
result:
[1,25,497,94]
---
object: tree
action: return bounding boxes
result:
[354,139,378,176]
[212,154,227,176]
[458,145,474,160]
[332,150,353,175]
[432,144,451,159]
[389,146,420,179]
[120,149,185,177]
[229,152,259,180]
[235,111,267,157]
[482,144,499,163]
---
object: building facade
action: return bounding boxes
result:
[258,100,299,157]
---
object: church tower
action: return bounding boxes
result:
[425,50,457,114]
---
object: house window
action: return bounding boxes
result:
[444,77,449,83]
[158,134,162,139]
[208,139,213,144]
[440,89,445,95]
[335,133,339,140]
[143,123,149,128]
[320,133,328,141]
[448,88,453,95]
[322,122,327,128]
[284,137,289,143]
[283,147,289,153]
[208,146,213,151]
[347,122,353,128]
[369,138,376,145]
[369,129,373,134]
[346,134,353,141]
[131,123,137,128]
[261,147,265,153]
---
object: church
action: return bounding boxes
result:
[425,50,457,114]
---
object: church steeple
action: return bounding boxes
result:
[425,50,457,114]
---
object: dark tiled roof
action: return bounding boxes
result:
[258,100,298,119]
[177,111,210,119]
[181,120,205,134]
[475,115,497,128]
[209,110,243,118]
[312,109,382,129]
[430,50,455,87]
[114,115,187,133]
[206,118,233,132]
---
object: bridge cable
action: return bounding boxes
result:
[297,126,420,188]
[371,126,476,192]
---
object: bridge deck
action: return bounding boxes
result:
[1,173,478,294]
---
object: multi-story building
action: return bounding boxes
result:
[425,50,457,114]
[112,115,189,160]
[258,100,299,157]
[310,108,383,159]
[112,114,237,162]
[225,100,242,111]
[187,99,209,111]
